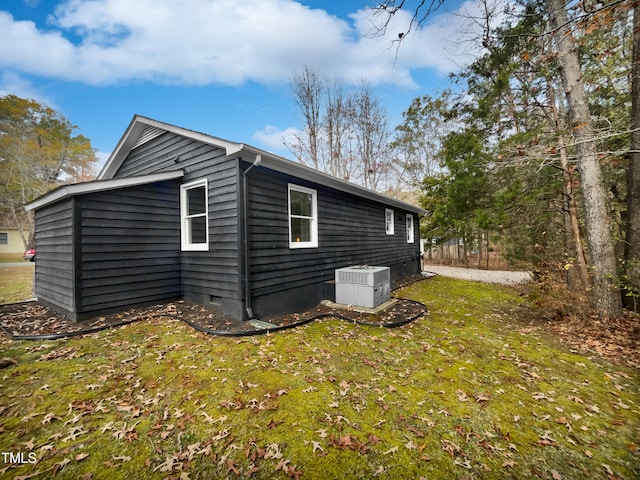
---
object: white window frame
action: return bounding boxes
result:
[385,208,394,235]
[180,179,209,251]
[288,183,318,249]
[406,213,415,243]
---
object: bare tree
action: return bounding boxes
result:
[373,1,445,39]
[350,82,392,191]
[290,66,324,170]
[325,80,356,181]
[288,69,393,192]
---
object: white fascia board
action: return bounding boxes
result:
[98,115,243,180]
[239,145,427,216]
[25,170,184,211]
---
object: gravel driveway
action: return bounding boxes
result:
[423,265,532,286]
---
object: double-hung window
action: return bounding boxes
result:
[385,208,394,235]
[180,179,208,251]
[406,214,415,244]
[288,184,318,248]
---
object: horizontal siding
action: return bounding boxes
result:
[115,133,241,305]
[247,168,420,299]
[99,129,419,319]
[116,134,223,177]
[77,180,182,313]
[34,198,75,312]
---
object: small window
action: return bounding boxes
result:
[385,209,394,235]
[181,179,208,251]
[406,214,414,243]
[288,184,318,249]
[0,232,7,245]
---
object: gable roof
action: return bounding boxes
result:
[99,115,426,215]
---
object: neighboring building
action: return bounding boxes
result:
[26,116,425,321]
[0,225,29,257]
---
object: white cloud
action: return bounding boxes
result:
[0,71,57,107]
[0,0,498,88]
[253,124,300,154]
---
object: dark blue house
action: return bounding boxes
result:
[26,116,425,321]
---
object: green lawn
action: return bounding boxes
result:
[0,277,638,479]
[0,265,34,304]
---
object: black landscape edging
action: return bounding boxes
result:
[183,298,427,337]
[1,296,428,340]
[0,317,145,341]
[180,316,318,337]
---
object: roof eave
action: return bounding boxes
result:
[25,170,184,211]
[238,145,427,215]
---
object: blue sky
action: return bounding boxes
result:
[0,0,488,172]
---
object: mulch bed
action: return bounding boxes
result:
[0,297,427,340]
[0,302,179,339]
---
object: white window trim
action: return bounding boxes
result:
[406,213,415,244]
[180,178,209,251]
[288,183,318,249]
[385,208,394,235]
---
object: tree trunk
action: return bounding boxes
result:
[546,78,590,289]
[476,229,482,269]
[545,0,622,318]
[559,137,590,289]
[486,233,490,270]
[626,0,640,304]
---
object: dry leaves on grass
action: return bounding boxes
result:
[520,310,640,369]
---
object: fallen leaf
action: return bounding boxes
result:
[407,426,425,437]
[456,390,468,402]
[21,438,36,450]
[383,446,399,455]
[601,464,613,475]
[311,441,324,454]
[475,392,491,402]
[52,458,71,475]
[225,458,240,475]
[454,457,472,469]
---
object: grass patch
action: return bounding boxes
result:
[0,277,638,479]
[0,265,34,304]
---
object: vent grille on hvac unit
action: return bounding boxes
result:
[337,267,390,286]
